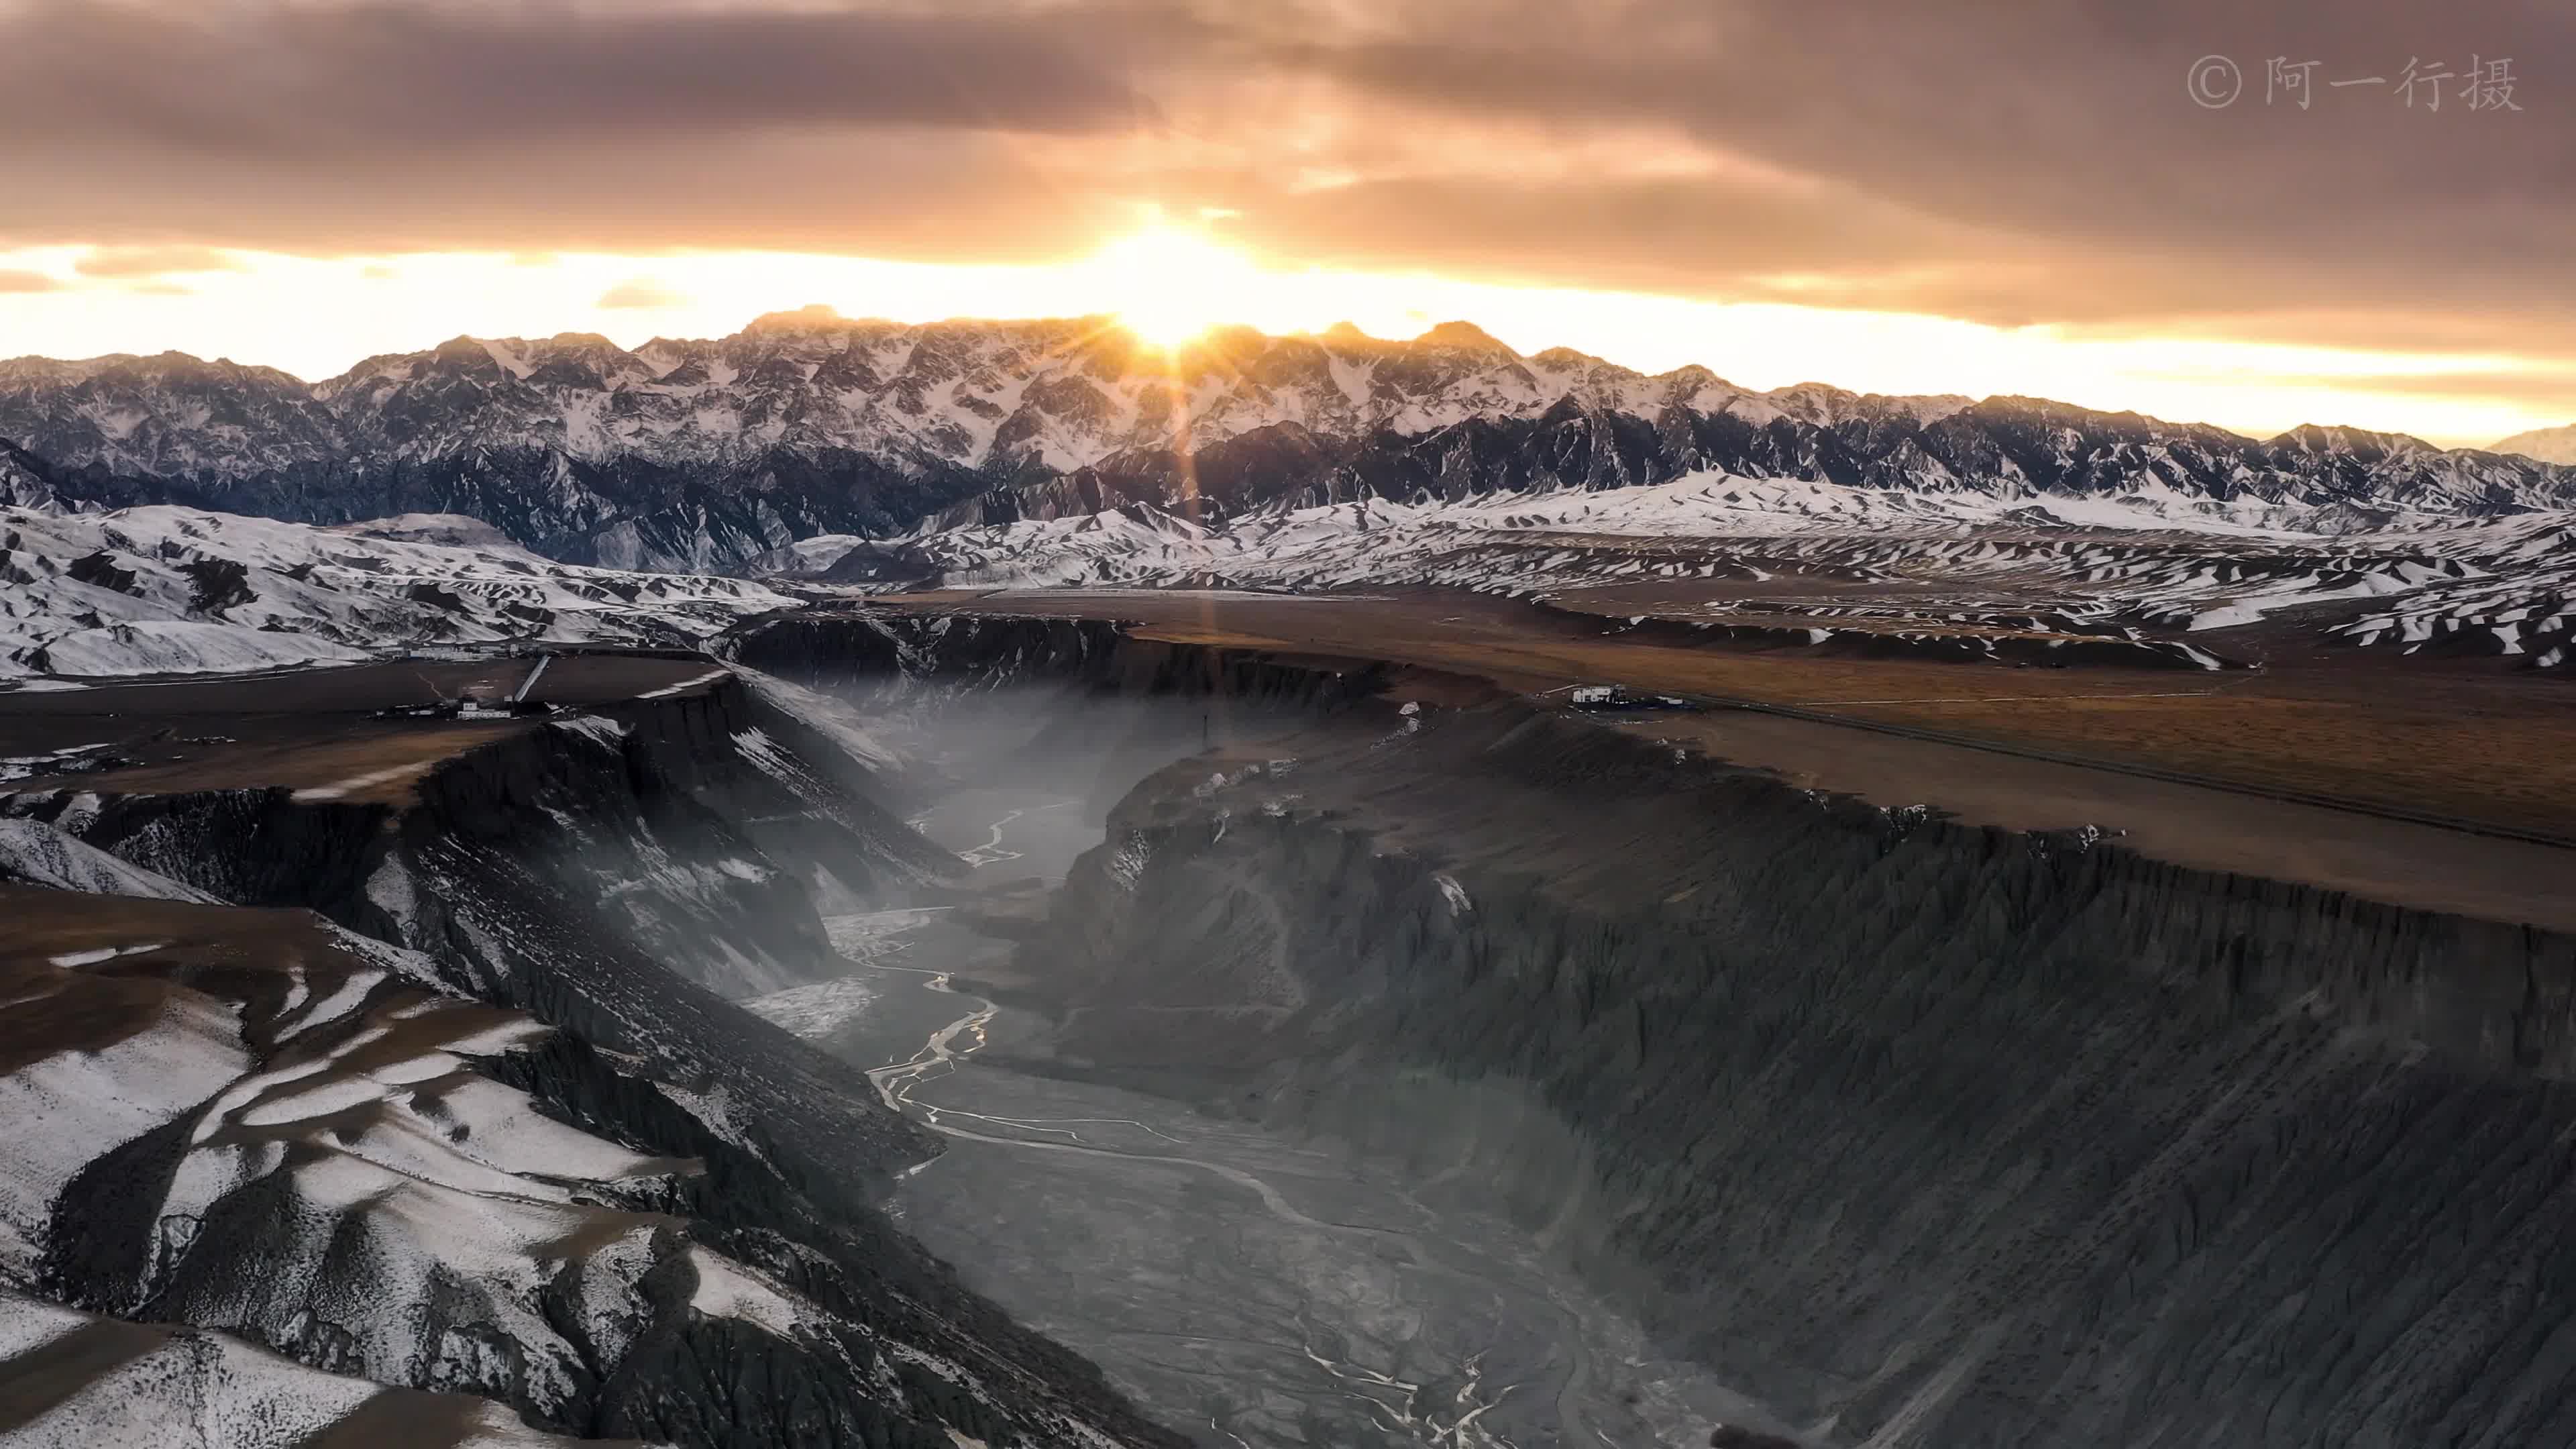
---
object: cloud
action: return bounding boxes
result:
[596,278,686,310]
[0,269,62,293]
[74,245,244,278]
[0,3,1159,158]
[128,282,194,297]
[2249,368,2576,419]
[1229,170,2035,301]
[0,0,2563,377]
[1231,1,2574,313]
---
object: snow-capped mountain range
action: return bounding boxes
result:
[6,310,2573,572]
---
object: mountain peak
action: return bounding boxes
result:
[1415,320,1513,354]
[1529,345,1612,368]
[2272,422,2436,455]
[1319,321,1372,343]
[745,304,850,334]
[2491,421,2576,466]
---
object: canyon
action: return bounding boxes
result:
[732,601,2576,1447]
[3,577,2573,1446]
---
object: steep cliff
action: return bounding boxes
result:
[810,615,2576,1448]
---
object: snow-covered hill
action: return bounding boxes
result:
[6,312,2571,570]
[849,472,2576,670]
[0,679,1185,1446]
[0,504,788,682]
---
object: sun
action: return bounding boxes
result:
[1088,224,1262,348]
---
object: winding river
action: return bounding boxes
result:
[753,786,1772,1449]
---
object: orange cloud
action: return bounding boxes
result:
[596,278,687,310]
[74,246,244,279]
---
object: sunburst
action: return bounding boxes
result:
[1088,223,1260,348]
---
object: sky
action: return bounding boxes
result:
[0,0,2569,446]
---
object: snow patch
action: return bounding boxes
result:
[687,1247,816,1340]
[637,667,731,700]
[290,762,436,803]
[1434,874,1473,917]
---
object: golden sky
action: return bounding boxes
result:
[0,1,2567,446]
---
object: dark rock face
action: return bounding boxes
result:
[720,610,913,685]
[178,556,256,612]
[819,618,2576,1448]
[724,608,1393,712]
[64,549,138,594]
[1709,1427,1801,1449]
[0,437,74,510]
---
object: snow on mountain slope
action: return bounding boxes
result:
[2325,519,2576,667]
[880,472,2576,669]
[887,471,2334,589]
[0,883,915,1442]
[0,1288,592,1448]
[0,894,637,1383]
[0,504,789,681]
